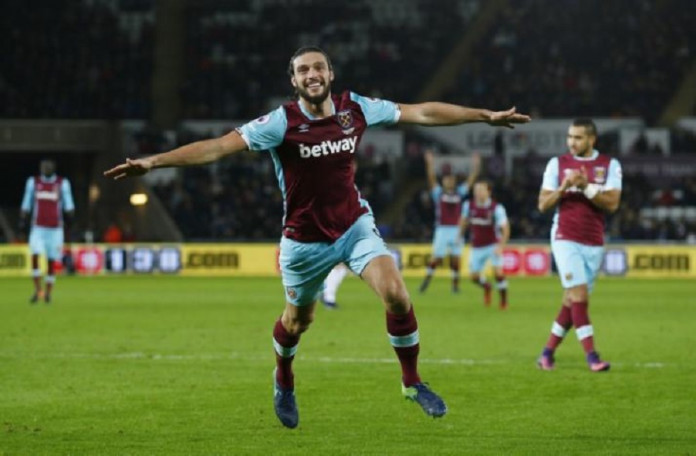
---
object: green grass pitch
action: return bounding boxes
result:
[1,275,694,455]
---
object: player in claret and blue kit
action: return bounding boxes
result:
[19,159,75,304]
[536,119,622,372]
[459,180,510,309]
[105,46,531,428]
[419,150,480,294]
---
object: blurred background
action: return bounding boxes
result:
[2,0,696,247]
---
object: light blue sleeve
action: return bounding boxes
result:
[236,106,287,151]
[541,157,559,191]
[605,158,622,190]
[457,183,469,197]
[461,201,470,219]
[350,92,400,127]
[494,204,508,227]
[61,178,75,212]
[431,185,442,202]
[21,177,34,212]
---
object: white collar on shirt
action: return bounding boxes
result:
[475,198,492,208]
[297,98,337,120]
[39,174,58,183]
[570,149,599,161]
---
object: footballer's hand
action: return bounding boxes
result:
[560,172,574,191]
[494,244,504,256]
[424,149,435,163]
[104,158,153,180]
[487,107,531,129]
[575,167,589,189]
[565,169,588,189]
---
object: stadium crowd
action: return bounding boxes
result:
[1,0,154,119]
[182,0,480,118]
[444,0,696,124]
[3,0,695,124]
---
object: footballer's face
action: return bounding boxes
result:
[567,125,595,157]
[474,182,491,202]
[442,174,456,191]
[40,160,55,177]
[291,52,334,105]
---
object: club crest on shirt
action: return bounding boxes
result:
[337,110,354,134]
[594,166,606,184]
[286,287,297,299]
[565,272,573,281]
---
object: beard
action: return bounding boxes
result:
[297,80,332,105]
[571,146,592,157]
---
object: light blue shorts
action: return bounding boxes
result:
[29,226,64,260]
[468,244,502,273]
[279,213,391,306]
[551,239,604,292]
[431,225,462,259]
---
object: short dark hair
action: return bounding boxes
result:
[572,118,598,137]
[287,46,333,77]
[475,179,492,192]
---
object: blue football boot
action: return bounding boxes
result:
[273,368,299,428]
[402,382,447,418]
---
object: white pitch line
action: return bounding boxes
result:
[0,351,672,368]
[310,356,506,366]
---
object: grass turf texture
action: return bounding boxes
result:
[0,276,694,455]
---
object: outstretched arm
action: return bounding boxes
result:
[398,103,531,128]
[424,149,438,190]
[104,131,248,180]
[465,153,481,189]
